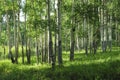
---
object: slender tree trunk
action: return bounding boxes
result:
[54,30,57,63]
[54,21,57,63]
[54,0,57,63]
[20,27,25,64]
[115,16,119,50]
[12,1,18,64]
[4,46,6,59]
[108,15,112,52]
[7,12,14,63]
[36,37,39,64]
[26,39,28,63]
[45,2,49,63]
[104,9,107,52]
[89,25,93,54]
[77,23,81,53]
[14,12,18,63]
[27,38,31,64]
[93,0,99,54]
[70,0,75,61]
[44,27,48,62]
[100,0,105,52]
[38,33,42,63]
[21,38,24,64]
[25,0,28,63]
[70,27,75,61]
[93,0,96,54]
[41,35,44,63]
[84,16,88,55]
[48,0,54,69]
[58,0,62,65]
[44,6,48,62]
[26,20,31,64]
[17,0,21,63]
[101,0,107,52]
[76,31,80,52]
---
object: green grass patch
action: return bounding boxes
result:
[0,50,120,80]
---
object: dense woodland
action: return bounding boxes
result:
[0,0,120,80]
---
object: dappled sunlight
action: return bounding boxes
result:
[0,50,120,80]
[0,0,120,79]
[64,50,120,67]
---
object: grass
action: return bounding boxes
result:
[0,49,120,80]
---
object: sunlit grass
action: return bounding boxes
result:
[63,49,120,68]
[0,47,120,80]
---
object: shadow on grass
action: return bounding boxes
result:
[0,59,120,80]
[46,60,120,80]
[0,50,120,80]
[73,50,120,62]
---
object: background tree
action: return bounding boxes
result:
[58,0,63,65]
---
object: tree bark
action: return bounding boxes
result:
[108,15,112,52]
[84,16,88,55]
[58,0,62,65]
[70,0,75,61]
[54,0,57,63]
[25,0,28,64]
[27,38,31,64]
[21,38,24,64]
[70,28,75,61]
[36,37,39,64]
[41,35,44,63]
[48,0,54,69]
[44,27,48,62]
[100,0,108,52]
[13,0,18,64]
[6,12,15,63]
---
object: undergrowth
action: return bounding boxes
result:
[0,50,120,80]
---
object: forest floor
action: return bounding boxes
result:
[0,48,120,80]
